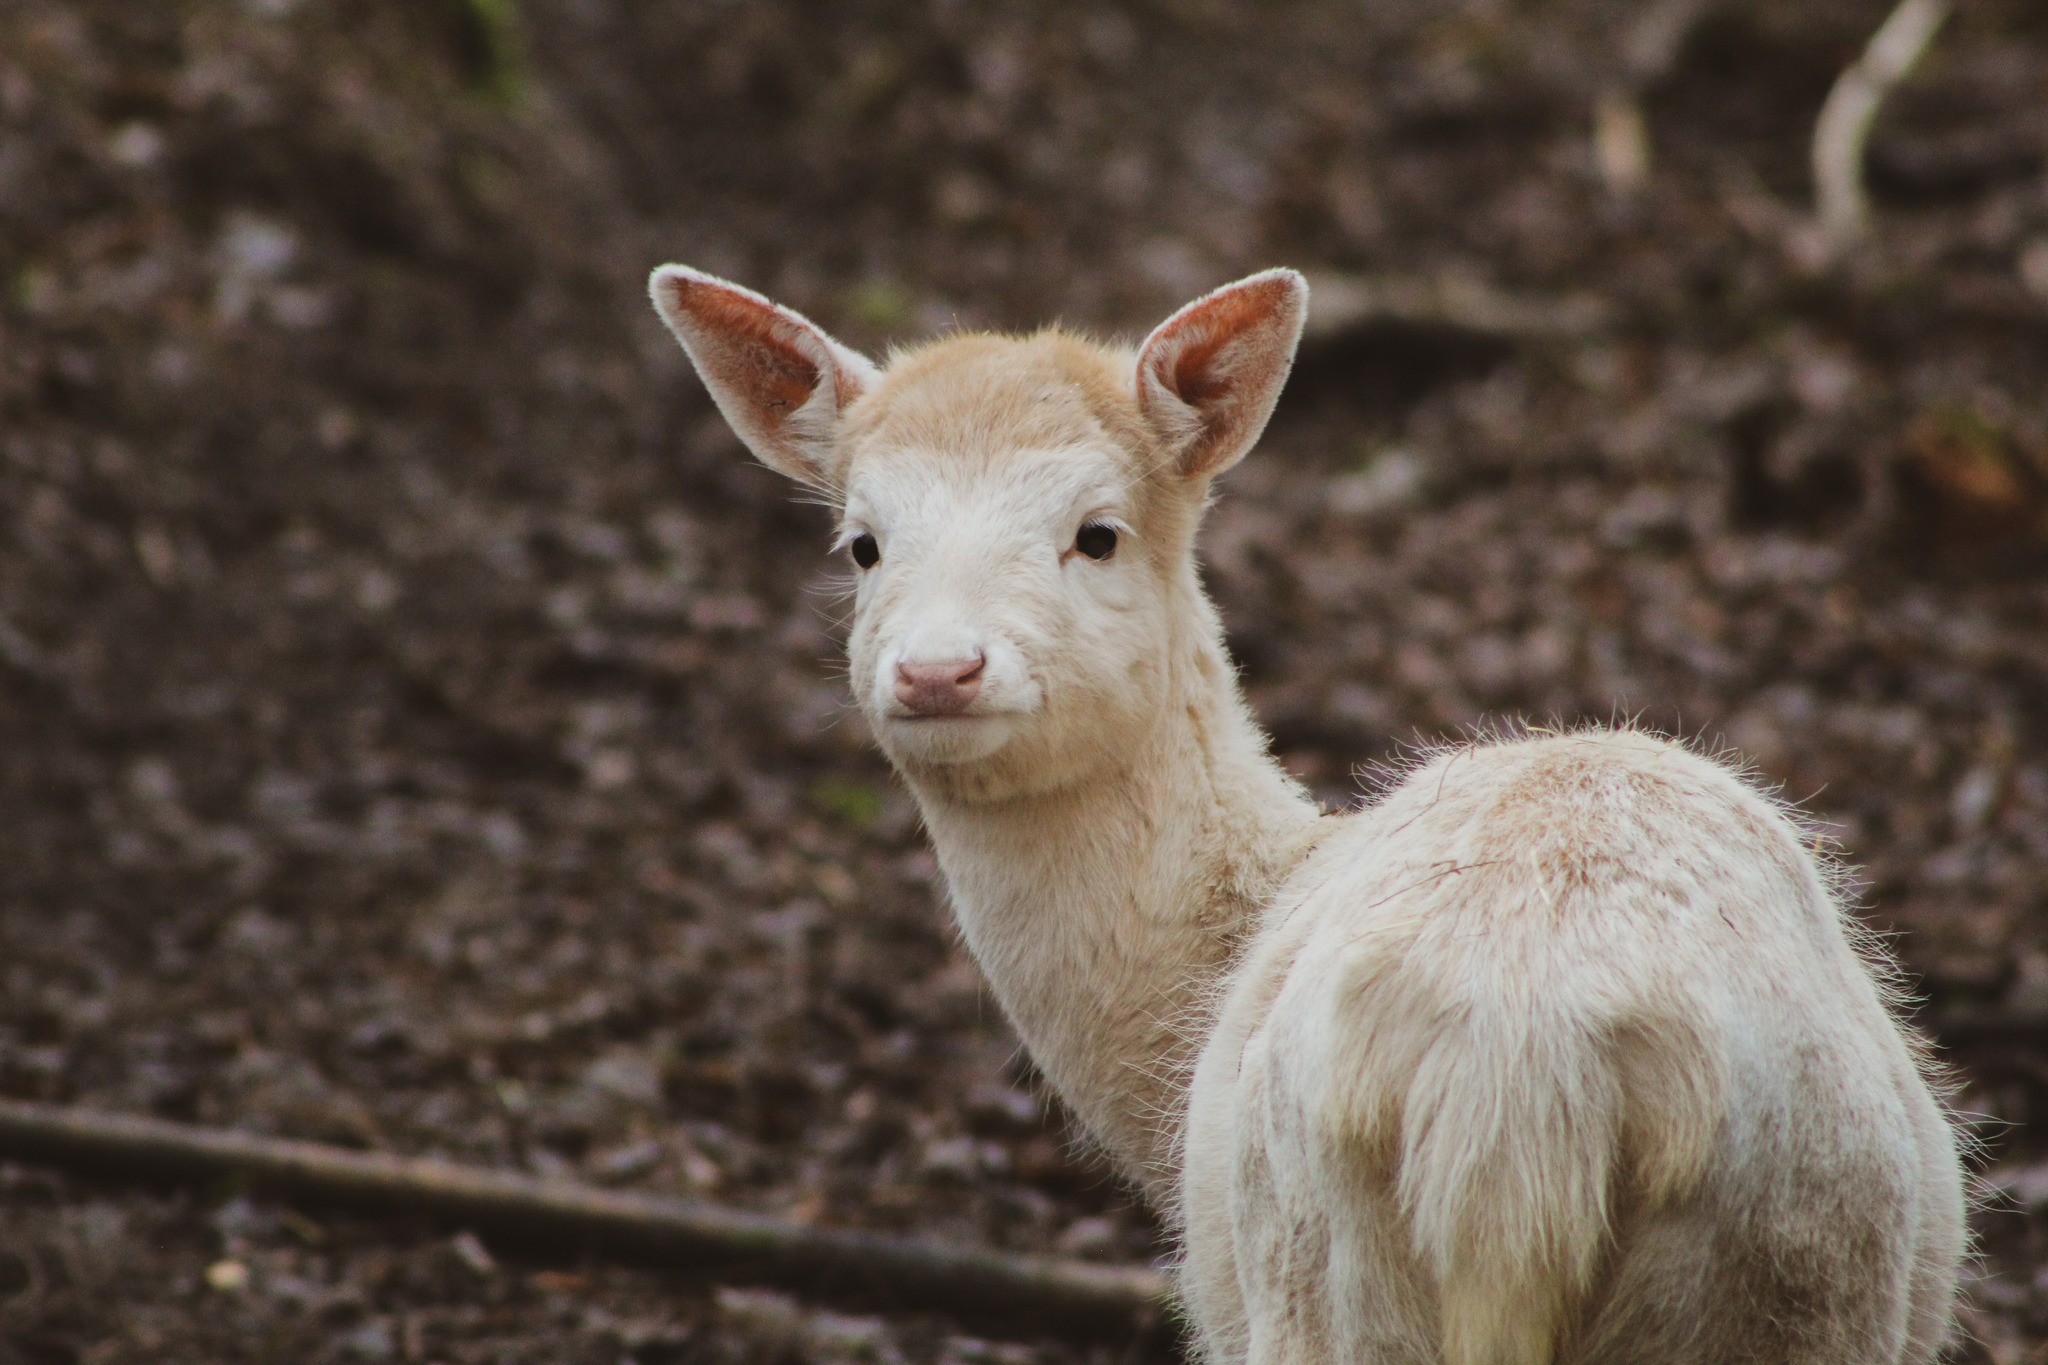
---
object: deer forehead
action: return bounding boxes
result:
[839,332,1158,505]
[844,446,1127,547]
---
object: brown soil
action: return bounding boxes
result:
[2,1,2047,1360]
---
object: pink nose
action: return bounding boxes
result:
[893,656,985,716]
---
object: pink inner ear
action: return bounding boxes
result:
[1136,270,1305,477]
[1162,281,1285,410]
[666,276,822,422]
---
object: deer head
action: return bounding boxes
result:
[650,265,1307,803]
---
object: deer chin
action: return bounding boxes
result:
[874,710,1021,768]
[878,702,1137,807]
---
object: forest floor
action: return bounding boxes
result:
[2,0,2047,1360]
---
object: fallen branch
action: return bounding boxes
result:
[0,1098,1168,1339]
[1301,270,1612,348]
[1811,0,1953,257]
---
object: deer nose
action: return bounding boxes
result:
[893,655,985,716]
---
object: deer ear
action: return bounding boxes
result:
[1135,268,1308,480]
[649,265,879,489]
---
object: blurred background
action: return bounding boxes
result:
[1,0,2045,1360]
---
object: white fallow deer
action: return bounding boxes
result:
[648,264,1965,1365]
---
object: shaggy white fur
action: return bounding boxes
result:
[650,264,1965,1365]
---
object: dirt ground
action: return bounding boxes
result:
[2,0,2047,1360]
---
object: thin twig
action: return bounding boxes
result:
[1812,0,1953,256]
[1618,0,1715,86]
[1594,0,1716,197]
[1593,92,1654,199]
[0,1098,1169,1339]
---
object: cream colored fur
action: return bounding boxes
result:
[649,264,1966,1365]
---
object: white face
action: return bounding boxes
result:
[836,440,1171,795]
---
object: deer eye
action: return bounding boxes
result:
[849,532,880,569]
[1075,522,1118,561]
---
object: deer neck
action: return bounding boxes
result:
[905,595,1322,1195]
